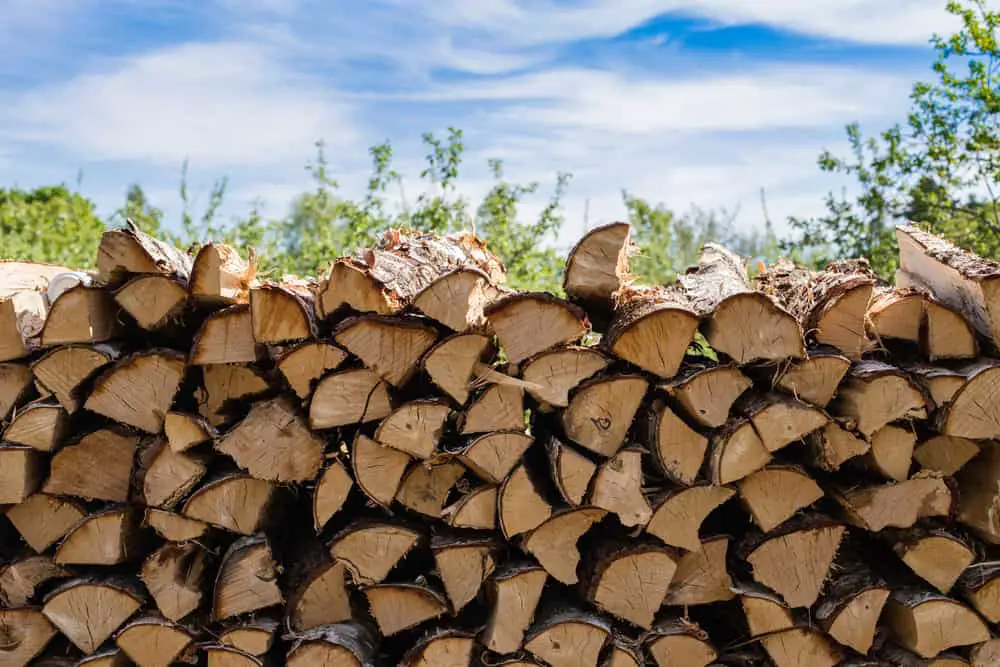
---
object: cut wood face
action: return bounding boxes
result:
[0,607,57,665]
[114,274,188,330]
[352,434,411,507]
[520,346,609,408]
[288,560,352,632]
[522,507,607,584]
[958,440,1000,543]
[738,467,823,532]
[808,422,870,471]
[458,431,533,484]
[84,351,186,433]
[885,594,990,658]
[413,268,498,332]
[286,623,376,667]
[706,293,805,364]
[460,384,525,434]
[499,462,553,538]
[907,364,965,409]
[759,627,842,667]
[204,645,267,666]
[250,284,315,344]
[197,364,270,424]
[647,485,734,552]
[644,620,717,667]
[832,362,928,437]
[0,555,68,607]
[396,461,465,517]
[741,589,794,637]
[486,293,589,364]
[972,639,1000,667]
[423,332,491,405]
[40,286,122,348]
[164,411,213,453]
[941,362,1000,439]
[191,306,259,365]
[144,508,209,542]
[276,341,347,398]
[0,445,44,504]
[141,542,206,622]
[668,366,751,429]
[868,424,917,482]
[525,616,610,667]
[313,461,354,532]
[318,258,396,318]
[310,369,392,429]
[96,225,191,283]
[895,533,974,593]
[363,583,448,636]
[2,399,68,451]
[142,440,207,508]
[747,523,846,608]
[32,345,115,412]
[213,536,284,621]
[547,438,598,506]
[710,419,771,485]
[444,485,497,530]
[607,286,698,379]
[433,539,496,612]
[183,474,274,535]
[961,565,1000,623]
[603,642,642,667]
[190,243,251,304]
[664,537,734,606]
[914,435,979,475]
[55,507,138,566]
[819,584,890,654]
[562,375,648,457]
[869,289,924,343]
[375,400,449,460]
[815,283,873,359]
[116,617,195,667]
[589,448,652,528]
[6,493,85,552]
[482,565,547,654]
[335,316,438,387]
[43,581,143,654]
[219,619,278,655]
[403,632,477,667]
[330,522,421,585]
[587,545,677,628]
[563,222,633,312]
[0,362,33,419]
[744,395,829,453]
[647,401,708,485]
[0,290,47,361]
[838,474,953,531]
[925,299,977,360]
[774,352,850,407]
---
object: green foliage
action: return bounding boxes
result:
[0,185,106,267]
[788,0,1000,276]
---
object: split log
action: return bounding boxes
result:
[524,608,611,667]
[216,397,324,483]
[486,293,589,365]
[739,583,794,637]
[202,645,265,667]
[363,582,448,636]
[39,285,122,347]
[423,332,492,405]
[644,400,708,485]
[351,434,411,507]
[709,418,771,485]
[141,542,207,622]
[196,364,270,425]
[190,243,252,304]
[6,494,85,553]
[646,485,734,552]
[481,562,547,654]
[905,364,964,409]
[884,590,990,658]
[0,362,33,419]
[895,223,1000,347]
[958,562,1000,623]
[144,508,208,542]
[190,305,260,365]
[44,429,137,502]
[563,221,634,328]
[96,223,191,284]
[411,267,502,332]
[806,421,870,471]
[561,374,648,457]
[249,282,316,344]
[738,393,829,453]
[330,521,421,585]
[546,438,597,506]
[182,473,275,535]
[758,627,842,667]
[456,430,533,484]
[115,615,195,667]
[771,348,850,407]
[837,473,954,531]
[665,365,751,429]
[744,518,846,607]
[756,258,875,359]
[285,622,377,667]
[602,639,643,667]
[0,607,57,665]
[914,435,979,475]
[212,535,283,621]
[54,506,141,566]
[924,298,978,360]
[867,424,918,482]
[499,462,553,538]
[218,617,278,656]
[286,558,352,632]
[164,411,214,453]
[140,439,207,508]
[520,346,610,408]
[460,384,524,434]
[0,555,67,607]
[318,258,398,317]
[972,640,1000,667]
[643,618,717,667]
[869,287,924,344]
[114,274,187,330]
[588,447,652,527]
[522,507,607,584]
[679,243,805,363]
[831,360,928,437]
[313,460,354,532]
[77,649,131,667]
[431,534,496,613]
[604,285,698,378]
[375,399,449,460]
[42,578,143,654]
[395,460,465,518]
[957,440,1000,543]
[663,536,734,606]
[31,344,119,412]
[737,466,823,532]
[0,445,44,504]
[84,350,186,433]
[335,315,438,387]
[0,290,48,361]
[443,484,497,530]
[275,341,347,398]
[937,361,1000,439]
[0,260,75,297]
[310,369,392,429]
[815,571,890,654]
[402,629,477,666]
[2,398,67,451]
[889,528,974,593]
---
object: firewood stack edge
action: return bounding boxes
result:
[1,220,1000,666]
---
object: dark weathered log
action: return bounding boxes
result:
[563,222,634,329]
[664,364,751,429]
[431,533,496,613]
[771,347,850,407]
[604,284,698,378]
[482,562,547,654]
[487,293,589,365]
[190,242,252,305]
[335,315,438,388]
[679,243,805,363]
[97,222,191,284]
[39,284,122,347]
[42,578,144,655]
[190,305,260,365]
[522,506,607,584]
[737,466,823,532]
[646,484,734,552]
[663,536,734,606]
[524,607,611,667]
[884,589,990,658]
[644,399,708,485]
[561,374,648,457]
[250,281,316,344]
[84,350,186,433]
[363,582,448,637]
[54,506,141,566]
[0,445,44,504]
[2,397,67,451]
[520,345,610,408]
[275,341,346,398]
[6,493,86,553]
[182,473,275,535]
[115,614,196,667]
[114,274,188,330]
[212,535,283,621]
[310,369,392,429]
[831,360,928,437]
[141,542,207,622]
[588,447,651,527]
[31,343,119,412]
[44,429,138,502]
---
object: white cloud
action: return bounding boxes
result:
[4,41,358,168]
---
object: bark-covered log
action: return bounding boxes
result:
[96,222,191,285]
[604,285,698,378]
[443,484,497,530]
[831,360,929,437]
[737,393,829,453]
[115,615,196,667]
[524,607,611,667]
[402,629,477,667]
[182,473,275,535]
[0,555,67,608]
[563,222,634,329]
[196,363,270,425]
[313,460,354,532]
[806,421,870,471]
[459,383,525,434]
[644,399,708,485]
[958,562,1000,623]
[709,418,771,485]
[643,617,717,667]
[0,289,48,362]
[351,434,411,507]
[499,461,553,539]
[329,521,421,586]
[0,607,58,665]
[582,543,676,628]
[487,293,589,365]
[423,331,494,406]
[286,556,352,633]
[815,570,890,655]
[937,360,1000,439]
[2,398,67,451]
[546,437,597,506]
[139,438,207,509]
[395,460,465,518]
[431,533,496,613]
[869,287,924,344]
[164,411,214,453]
[285,622,377,667]
[888,528,974,594]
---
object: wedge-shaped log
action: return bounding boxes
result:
[402,629,477,667]
[937,360,1000,439]
[584,543,677,628]
[443,484,497,531]
[412,267,503,331]
[190,242,251,304]
[329,521,421,586]
[275,341,346,398]
[196,363,269,425]
[43,578,143,655]
[925,297,978,360]
[563,221,634,328]
[807,422,870,471]
[0,289,48,361]
[759,627,842,667]
[55,506,141,566]
[285,623,377,667]
[0,445,44,504]
[958,562,1000,623]
[836,473,953,531]
[0,362,33,419]
[45,429,137,502]
[375,399,449,460]
[32,344,119,412]
[313,460,353,532]
[546,438,597,506]
[562,374,648,457]
[482,562,547,654]
[286,559,352,633]
[866,424,917,481]
[664,536,734,606]
[250,282,316,344]
[116,615,195,667]
[0,607,57,664]
[2,398,67,451]
[500,462,553,539]
[738,466,823,532]
[457,430,532,484]
[141,542,207,622]
[605,284,698,378]
[218,617,278,656]
[84,350,185,433]
[665,364,751,429]
[310,369,391,429]
[831,360,928,437]
[889,528,973,594]
[432,534,496,614]
[644,400,708,485]
[336,315,438,387]
[643,618,717,667]
[213,535,283,621]
[647,484,734,552]
[352,434,410,507]
[39,284,122,347]
[522,506,607,584]
[423,332,492,405]
[679,243,805,363]
[884,589,989,659]
[869,287,924,344]
[140,439,206,509]
[396,460,465,518]
[815,571,890,655]
[190,305,260,365]
[363,582,448,637]
[521,346,610,408]
[772,348,850,407]
[709,418,771,485]
[97,223,191,284]
[6,493,85,552]
[914,434,979,475]
[0,555,68,607]
[525,608,611,667]
[487,293,589,365]
[957,440,1000,543]
[589,447,651,527]
[114,274,187,330]
[164,411,214,453]
[183,473,274,535]
[739,393,829,453]
[144,508,208,542]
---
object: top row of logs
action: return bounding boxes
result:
[1,220,997,381]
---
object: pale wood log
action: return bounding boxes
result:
[114,274,188,330]
[115,615,196,667]
[363,582,448,637]
[914,434,980,475]
[524,607,611,667]
[663,536,734,606]
[374,399,449,460]
[643,617,717,667]
[196,363,270,425]
[0,445,44,504]
[402,629,477,667]
[44,429,137,502]
[212,535,283,621]
[431,534,496,613]
[0,555,68,607]
[561,374,648,457]
[351,433,411,507]
[335,315,438,387]
[144,508,209,542]
[0,362,33,420]
[588,447,651,528]
[815,571,890,655]
[957,440,1000,543]
[889,528,974,593]
[2,398,67,451]
[190,305,260,365]
[771,347,850,407]
[831,360,928,437]
[737,465,823,532]
[190,242,252,304]
[54,506,141,566]
[42,578,143,655]
[664,364,751,429]
[522,506,607,584]
[310,368,392,429]
[546,437,597,506]
[604,284,698,378]
[275,340,346,398]
[644,399,708,485]
[520,345,610,408]
[395,460,465,518]
[182,473,275,535]
[836,472,954,531]
[937,360,1000,439]
[499,462,553,538]
[141,542,207,622]
[806,421,870,471]
[0,607,58,665]
[563,221,634,329]
[250,281,316,344]
[481,562,547,654]
[0,289,48,361]
[39,285,122,348]
[313,460,354,532]
[422,332,492,405]
[487,293,589,365]
[31,343,119,412]
[884,589,990,658]
[285,622,377,667]
[455,430,533,484]
[6,493,85,553]
[958,562,1000,623]
[646,484,734,552]
[709,418,771,485]
[96,222,191,284]
[84,350,186,433]
[329,521,421,585]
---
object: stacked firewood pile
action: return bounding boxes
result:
[2,220,1000,667]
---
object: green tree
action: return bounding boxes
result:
[0,185,106,267]
[787,0,1000,276]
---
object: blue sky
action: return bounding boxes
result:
[0,0,957,247]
